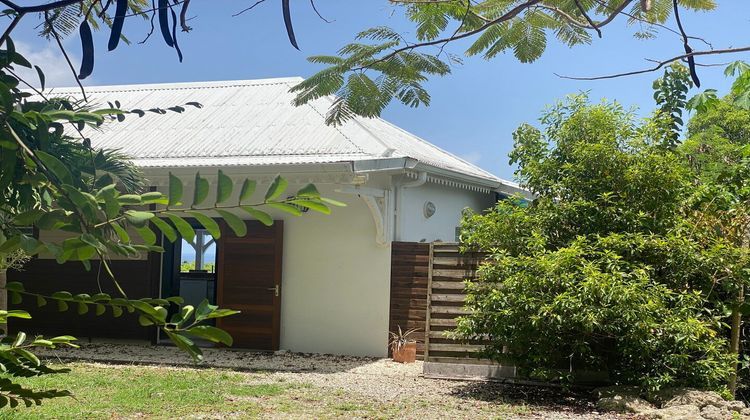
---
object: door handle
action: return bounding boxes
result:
[267,285,279,297]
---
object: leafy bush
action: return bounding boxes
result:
[458,234,734,391]
[456,95,747,393]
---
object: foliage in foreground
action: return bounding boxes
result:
[456,95,750,393]
[0,43,341,406]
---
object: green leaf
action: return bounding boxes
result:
[166,296,185,305]
[51,291,73,300]
[166,215,195,243]
[31,339,54,348]
[216,170,233,204]
[138,315,154,326]
[296,184,320,198]
[129,300,159,318]
[5,282,23,292]
[186,325,233,346]
[177,305,195,325]
[77,302,89,315]
[3,310,31,320]
[36,150,73,185]
[264,176,288,201]
[266,202,302,216]
[36,296,47,307]
[9,292,21,305]
[193,173,209,207]
[13,332,26,347]
[13,348,40,366]
[80,233,103,250]
[185,211,221,239]
[725,60,750,77]
[124,210,155,228]
[195,299,217,321]
[290,199,331,214]
[140,191,168,205]
[92,293,112,302]
[321,197,346,207]
[239,179,257,203]
[95,304,106,316]
[60,186,98,221]
[0,236,19,254]
[154,306,168,323]
[111,305,123,318]
[168,173,183,207]
[165,331,203,362]
[241,207,273,226]
[49,335,77,343]
[203,308,241,320]
[12,209,45,225]
[110,222,131,243]
[135,226,157,246]
[216,210,247,237]
[151,217,177,243]
[117,194,142,205]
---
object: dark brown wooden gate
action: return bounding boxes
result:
[389,242,430,358]
[216,220,283,350]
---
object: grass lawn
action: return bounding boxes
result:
[0,362,601,419]
[0,363,288,419]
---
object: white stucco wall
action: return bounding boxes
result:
[280,186,391,357]
[397,181,495,243]
[156,175,392,357]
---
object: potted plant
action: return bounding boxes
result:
[389,326,419,363]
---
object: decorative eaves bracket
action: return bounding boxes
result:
[336,186,390,247]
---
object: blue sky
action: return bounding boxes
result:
[10,1,750,180]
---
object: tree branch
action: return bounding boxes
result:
[555,45,750,81]
[44,11,87,101]
[233,0,268,17]
[573,0,601,38]
[310,0,332,24]
[353,0,544,72]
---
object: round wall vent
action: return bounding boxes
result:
[423,201,436,219]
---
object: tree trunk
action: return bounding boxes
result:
[0,268,7,335]
[729,285,745,397]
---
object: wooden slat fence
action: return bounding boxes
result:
[423,243,517,379]
[389,242,430,357]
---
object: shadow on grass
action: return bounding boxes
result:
[450,381,598,413]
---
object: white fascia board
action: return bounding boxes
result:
[497,183,535,200]
[352,157,418,173]
[141,162,355,178]
[141,162,358,187]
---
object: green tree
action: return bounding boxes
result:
[678,97,750,396]
[456,94,748,393]
[653,63,693,148]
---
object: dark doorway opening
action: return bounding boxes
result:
[177,229,217,308]
[159,219,218,345]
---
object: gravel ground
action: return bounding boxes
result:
[38,343,632,419]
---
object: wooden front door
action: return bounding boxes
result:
[216,220,283,350]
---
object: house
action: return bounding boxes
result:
[11,78,522,357]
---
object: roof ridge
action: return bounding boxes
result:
[293,88,370,157]
[46,77,305,94]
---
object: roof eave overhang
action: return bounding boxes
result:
[353,157,531,197]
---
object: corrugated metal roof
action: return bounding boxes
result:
[45,77,506,185]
